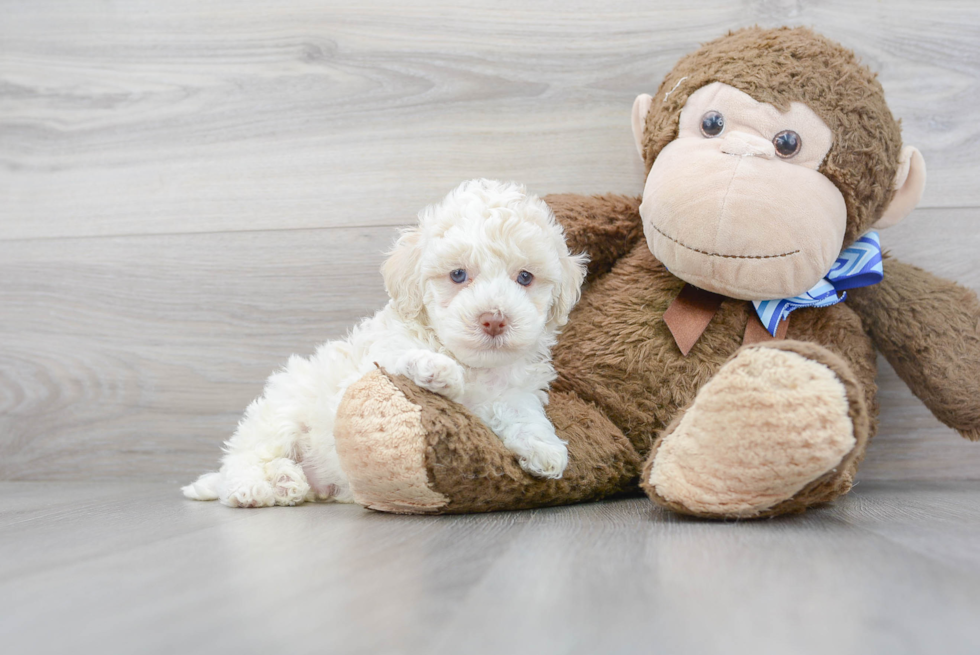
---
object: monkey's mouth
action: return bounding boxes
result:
[650,224,800,260]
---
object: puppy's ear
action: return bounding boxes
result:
[382,227,426,322]
[547,251,589,329]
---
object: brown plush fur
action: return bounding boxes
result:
[640,340,872,518]
[333,27,980,518]
[643,26,902,246]
[848,258,980,441]
[544,193,645,280]
[334,369,450,513]
[552,241,879,459]
[384,374,642,513]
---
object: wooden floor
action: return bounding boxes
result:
[2,480,979,655]
[3,3,980,654]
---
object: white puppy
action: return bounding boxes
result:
[182,179,588,508]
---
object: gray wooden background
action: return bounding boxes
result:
[2,0,979,483]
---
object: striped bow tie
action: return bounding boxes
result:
[752,231,884,337]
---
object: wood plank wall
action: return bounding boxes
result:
[2,1,979,482]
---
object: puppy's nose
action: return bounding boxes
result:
[479,312,507,337]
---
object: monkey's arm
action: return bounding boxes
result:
[847,258,980,441]
[543,193,644,281]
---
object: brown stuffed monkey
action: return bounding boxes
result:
[334,27,980,519]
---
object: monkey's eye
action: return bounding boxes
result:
[516,270,534,287]
[773,130,801,158]
[450,269,468,284]
[700,111,725,137]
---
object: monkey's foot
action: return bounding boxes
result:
[642,341,870,519]
[334,368,640,514]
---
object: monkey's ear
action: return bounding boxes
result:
[874,146,927,229]
[631,94,654,159]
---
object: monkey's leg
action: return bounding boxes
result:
[641,341,871,519]
[334,369,642,514]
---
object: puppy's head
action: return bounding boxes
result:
[383,179,587,368]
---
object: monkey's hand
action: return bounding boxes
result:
[543,193,644,282]
[848,257,980,441]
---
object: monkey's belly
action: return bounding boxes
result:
[552,244,878,457]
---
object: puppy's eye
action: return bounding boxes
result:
[700,111,725,137]
[450,269,467,284]
[516,271,534,286]
[773,130,801,158]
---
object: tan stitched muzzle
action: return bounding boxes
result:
[640,137,847,300]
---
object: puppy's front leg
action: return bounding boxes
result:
[481,394,569,479]
[390,349,466,402]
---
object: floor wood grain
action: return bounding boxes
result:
[2,1,980,241]
[2,1,979,482]
[1,481,978,655]
[0,227,392,480]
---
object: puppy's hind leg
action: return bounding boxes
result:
[213,453,315,508]
[210,358,317,508]
[215,400,314,507]
[265,457,312,506]
[216,456,311,508]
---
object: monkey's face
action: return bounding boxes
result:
[639,82,847,300]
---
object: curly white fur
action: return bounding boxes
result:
[182,179,588,507]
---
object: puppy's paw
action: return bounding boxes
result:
[264,458,312,506]
[221,477,276,508]
[502,424,569,480]
[394,349,465,401]
[519,439,569,479]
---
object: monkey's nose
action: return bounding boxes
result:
[479,312,507,337]
[719,131,775,159]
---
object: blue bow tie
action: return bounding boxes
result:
[753,231,884,336]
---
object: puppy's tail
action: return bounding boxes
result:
[181,471,221,501]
